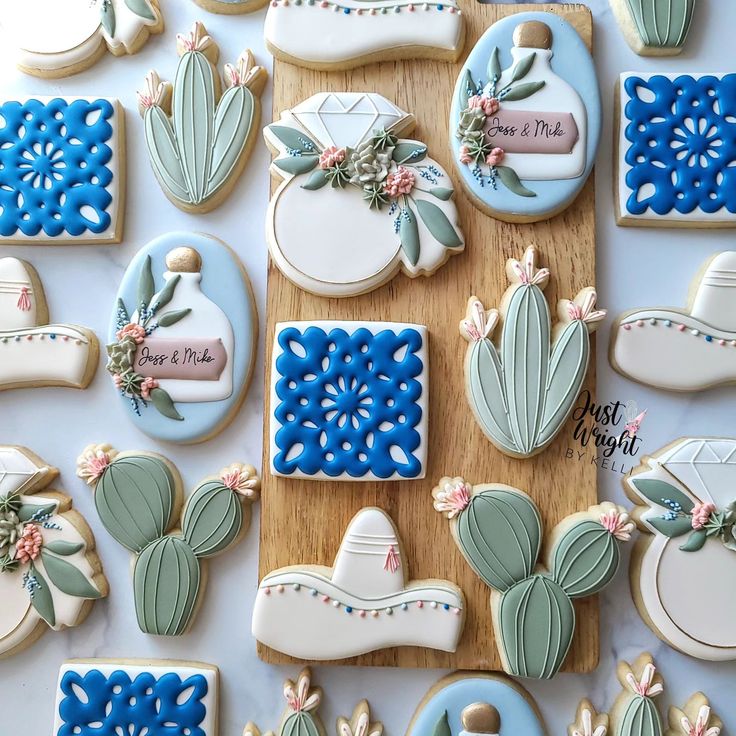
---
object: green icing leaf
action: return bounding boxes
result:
[630,478,695,514]
[274,155,320,176]
[100,0,116,37]
[301,169,330,191]
[646,514,692,538]
[458,69,475,108]
[430,187,453,201]
[29,563,55,627]
[432,711,452,736]
[416,199,463,249]
[495,166,536,197]
[153,274,181,312]
[137,255,155,309]
[41,550,100,599]
[158,308,192,327]
[116,298,130,325]
[501,81,546,102]
[150,388,184,421]
[488,47,501,82]
[44,541,84,557]
[510,52,536,83]
[393,141,427,164]
[680,528,707,552]
[268,125,318,154]
[18,502,56,523]
[399,208,420,267]
[124,0,156,20]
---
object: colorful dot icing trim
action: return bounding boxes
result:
[0,331,89,344]
[269,0,459,13]
[622,74,736,217]
[621,317,736,346]
[0,98,115,238]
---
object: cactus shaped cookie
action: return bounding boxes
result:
[460,247,605,459]
[569,700,609,736]
[77,444,259,635]
[433,477,633,679]
[137,22,267,213]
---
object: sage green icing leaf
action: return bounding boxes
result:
[41,550,100,599]
[416,199,463,248]
[158,308,192,327]
[95,454,176,552]
[117,298,130,325]
[495,166,536,197]
[137,256,155,309]
[430,187,453,201]
[624,0,695,49]
[458,69,476,108]
[152,275,181,312]
[134,536,200,636]
[393,141,427,164]
[145,107,190,204]
[100,1,116,36]
[29,563,55,627]
[501,81,546,102]
[456,489,542,592]
[619,695,663,736]
[124,0,156,21]
[629,478,695,514]
[510,52,536,83]
[44,540,84,557]
[551,520,620,598]
[679,528,707,552]
[646,514,692,539]
[268,125,318,154]
[281,711,321,736]
[301,169,330,191]
[498,575,574,679]
[432,711,452,736]
[399,207,420,267]
[150,387,184,421]
[17,502,56,522]
[488,47,501,82]
[182,481,243,558]
[274,155,320,176]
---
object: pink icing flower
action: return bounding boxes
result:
[116,323,147,344]
[691,502,716,530]
[284,670,320,713]
[77,446,113,485]
[682,705,720,736]
[384,166,416,198]
[139,377,159,400]
[112,374,123,388]
[468,95,499,116]
[625,662,663,698]
[15,524,43,563]
[434,480,471,518]
[459,145,473,165]
[219,463,260,500]
[485,147,505,167]
[319,146,347,170]
[600,508,635,541]
[567,290,607,326]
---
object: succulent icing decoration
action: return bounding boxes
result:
[433,477,630,679]
[78,444,259,636]
[460,246,605,458]
[137,21,267,212]
[98,0,157,37]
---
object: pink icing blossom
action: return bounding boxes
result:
[599,508,635,542]
[116,323,147,344]
[15,524,43,563]
[112,374,123,388]
[219,463,260,500]
[139,377,159,400]
[468,95,500,116]
[567,290,607,326]
[485,147,505,167]
[462,300,499,343]
[682,706,720,736]
[78,448,112,484]
[319,146,346,170]
[384,166,416,198]
[691,502,716,530]
[459,145,473,165]
[434,480,471,518]
[511,247,550,286]
[284,670,320,713]
[137,71,166,111]
[625,663,663,698]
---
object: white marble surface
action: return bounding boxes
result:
[0,0,734,733]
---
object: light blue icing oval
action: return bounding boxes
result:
[406,675,545,736]
[450,11,601,220]
[109,231,257,444]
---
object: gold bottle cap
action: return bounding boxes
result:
[461,703,501,733]
[166,247,202,273]
[513,20,553,50]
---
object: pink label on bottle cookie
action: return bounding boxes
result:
[485,110,579,153]
[135,338,227,380]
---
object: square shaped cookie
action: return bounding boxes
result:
[616,72,736,227]
[0,97,124,243]
[270,320,428,481]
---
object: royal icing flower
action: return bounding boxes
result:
[15,524,43,563]
[600,507,635,542]
[319,146,347,170]
[224,50,261,89]
[116,323,147,344]
[691,502,716,530]
[384,166,416,198]
[461,299,499,342]
[572,708,607,736]
[139,376,159,400]
[284,670,320,714]
[485,147,505,167]
[468,95,500,117]
[220,463,261,500]
[567,290,607,326]
[76,444,117,486]
[510,246,550,286]
[459,145,473,165]
[681,705,721,736]
[137,71,168,113]
[433,478,472,518]
[625,662,663,698]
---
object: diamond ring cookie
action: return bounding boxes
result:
[609,0,696,56]
[265,92,464,298]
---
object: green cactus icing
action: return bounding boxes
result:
[613,657,665,736]
[619,698,663,736]
[182,480,244,557]
[623,0,695,50]
[460,247,605,458]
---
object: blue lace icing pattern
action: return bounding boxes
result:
[56,668,209,736]
[0,98,115,238]
[623,74,736,216]
[273,324,425,479]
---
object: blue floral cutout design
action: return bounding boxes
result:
[273,324,426,479]
[57,668,209,736]
[0,98,115,238]
[623,74,736,217]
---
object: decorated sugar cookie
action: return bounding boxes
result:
[433,477,632,679]
[252,507,465,660]
[138,22,266,213]
[193,0,266,13]
[3,0,163,78]
[626,437,736,660]
[405,671,545,736]
[265,93,464,297]
[264,0,463,71]
[0,97,125,244]
[0,447,107,659]
[270,320,428,480]
[609,0,696,55]
[450,13,601,223]
[617,73,736,227]
[665,693,723,736]
[0,258,99,392]
[54,659,218,736]
[78,445,259,636]
[460,247,605,459]
[108,232,257,443]
[610,252,736,391]
[568,700,608,736]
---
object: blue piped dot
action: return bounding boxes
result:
[664,320,672,327]
[345,606,352,614]
[401,603,408,611]
[705,335,713,342]
[310,588,318,596]
[343,7,350,12]
[443,603,450,610]
[437,3,444,8]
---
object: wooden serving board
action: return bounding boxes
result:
[260,3,598,670]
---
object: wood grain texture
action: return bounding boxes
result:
[260,2,598,670]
